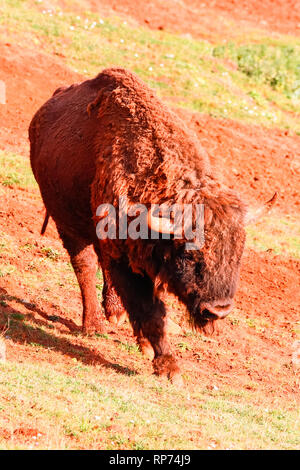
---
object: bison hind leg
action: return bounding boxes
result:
[136,334,155,361]
[58,231,105,334]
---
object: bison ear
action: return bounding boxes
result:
[245,192,277,225]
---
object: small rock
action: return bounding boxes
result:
[0,338,6,362]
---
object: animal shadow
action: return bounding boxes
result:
[0,287,136,376]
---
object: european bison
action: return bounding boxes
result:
[29,68,275,383]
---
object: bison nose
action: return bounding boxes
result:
[202,300,234,319]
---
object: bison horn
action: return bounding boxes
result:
[147,205,183,236]
[245,192,277,225]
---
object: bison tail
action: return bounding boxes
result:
[41,212,50,235]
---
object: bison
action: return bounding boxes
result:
[29,68,275,383]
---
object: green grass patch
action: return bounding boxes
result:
[0,151,36,189]
[0,263,16,277]
[118,341,141,355]
[41,247,62,261]
[213,41,300,118]
[246,215,300,258]
[178,342,191,352]
[1,1,300,131]
[0,361,299,449]
[213,42,300,99]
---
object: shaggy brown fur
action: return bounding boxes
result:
[29,68,246,381]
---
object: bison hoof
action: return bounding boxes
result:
[137,336,155,361]
[106,311,127,327]
[82,320,106,335]
[153,354,181,382]
[170,372,184,387]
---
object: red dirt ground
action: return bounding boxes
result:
[0,42,82,154]
[72,0,300,39]
[0,0,299,410]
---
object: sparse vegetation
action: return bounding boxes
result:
[246,216,300,258]
[213,42,300,99]
[41,247,62,261]
[0,0,300,131]
[0,0,299,451]
[0,151,36,189]
[0,361,298,450]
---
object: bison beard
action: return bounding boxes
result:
[29,67,248,383]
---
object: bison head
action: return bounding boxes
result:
[147,190,276,331]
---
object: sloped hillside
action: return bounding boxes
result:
[0,0,299,450]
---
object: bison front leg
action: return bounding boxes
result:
[59,233,104,333]
[108,260,182,384]
[138,306,182,385]
[102,269,127,326]
[102,269,155,360]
